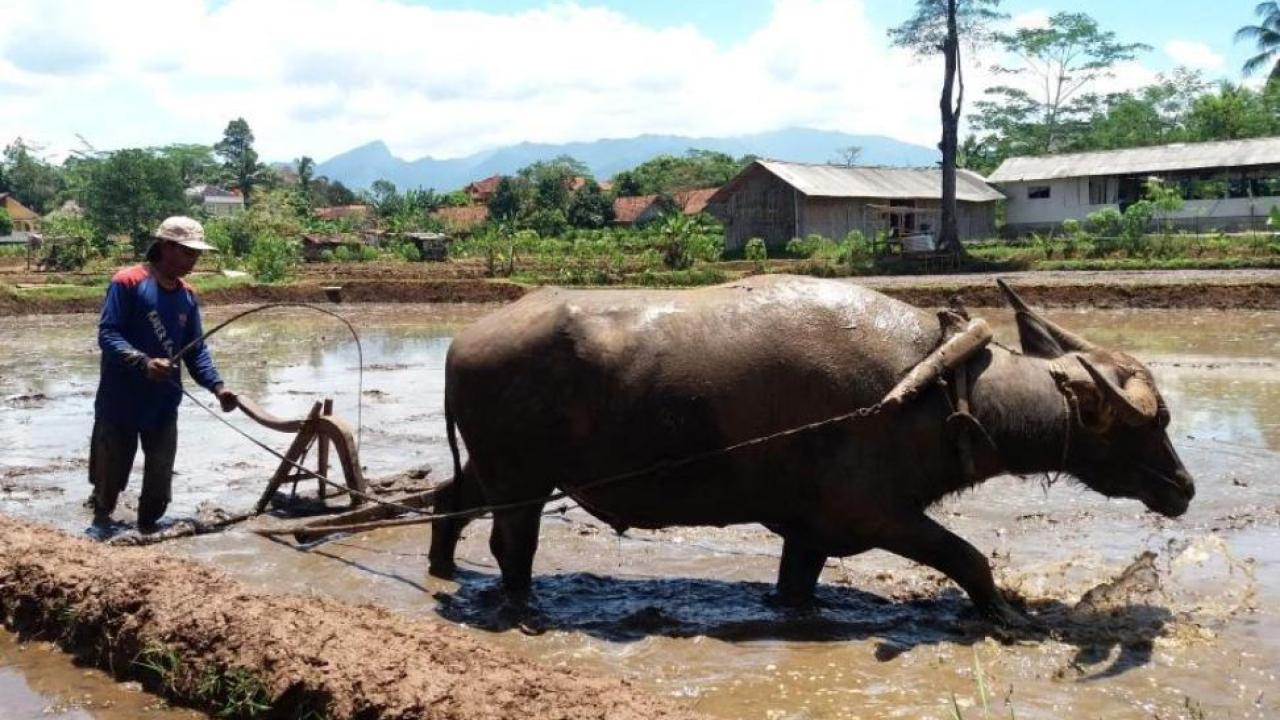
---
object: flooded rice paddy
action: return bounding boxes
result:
[1,302,1278,719]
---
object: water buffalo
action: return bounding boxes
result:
[429,275,1194,626]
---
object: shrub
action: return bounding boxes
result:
[387,240,421,262]
[784,234,828,258]
[744,237,767,269]
[40,237,93,271]
[1121,200,1155,257]
[1085,207,1124,237]
[0,208,12,236]
[246,232,299,283]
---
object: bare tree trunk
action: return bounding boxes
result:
[937,0,962,256]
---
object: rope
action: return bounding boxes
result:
[171,302,365,447]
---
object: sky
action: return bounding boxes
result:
[0,0,1265,164]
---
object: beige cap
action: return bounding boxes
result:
[153,216,214,251]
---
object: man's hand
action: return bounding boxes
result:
[214,386,238,413]
[145,358,173,382]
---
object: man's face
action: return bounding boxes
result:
[157,241,201,278]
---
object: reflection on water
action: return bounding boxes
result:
[1,302,1279,719]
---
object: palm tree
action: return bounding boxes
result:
[1236,2,1280,81]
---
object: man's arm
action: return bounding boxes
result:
[98,281,148,373]
[182,301,237,411]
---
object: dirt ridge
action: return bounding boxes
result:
[3,273,1279,316]
[0,516,701,719]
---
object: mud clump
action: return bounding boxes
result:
[0,515,702,720]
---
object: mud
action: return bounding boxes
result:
[1,303,1278,719]
[0,516,702,720]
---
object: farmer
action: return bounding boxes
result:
[90,216,238,532]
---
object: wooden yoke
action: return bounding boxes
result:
[881,318,993,407]
[236,395,367,513]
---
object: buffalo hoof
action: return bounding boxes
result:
[765,591,821,612]
[982,597,1045,638]
[427,559,457,579]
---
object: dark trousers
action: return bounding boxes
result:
[89,418,178,526]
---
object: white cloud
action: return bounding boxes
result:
[0,0,1158,169]
[1010,10,1051,30]
[1164,40,1225,70]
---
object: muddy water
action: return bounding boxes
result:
[2,303,1278,719]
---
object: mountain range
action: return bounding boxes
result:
[314,127,939,192]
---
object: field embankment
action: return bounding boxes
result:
[1,267,1278,316]
[0,515,701,720]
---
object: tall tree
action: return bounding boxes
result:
[567,179,615,228]
[213,118,265,205]
[981,13,1149,154]
[2,139,65,212]
[890,0,1005,254]
[1184,81,1280,140]
[1236,2,1280,81]
[155,144,221,187]
[610,149,753,197]
[296,156,315,205]
[488,176,525,222]
[84,149,187,254]
[833,145,863,166]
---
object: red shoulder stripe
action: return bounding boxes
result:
[111,264,150,287]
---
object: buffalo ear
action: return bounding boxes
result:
[998,278,1096,358]
[1014,312,1067,359]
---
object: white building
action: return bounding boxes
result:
[988,136,1280,236]
[185,185,245,217]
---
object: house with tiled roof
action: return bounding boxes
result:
[464,176,503,205]
[611,187,721,226]
[0,193,40,233]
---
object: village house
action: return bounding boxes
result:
[185,185,244,217]
[988,136,1280,236]
[612,188,718,226]
[0,192,40,233]
[705,160,1003,252]
[464,175,503,205]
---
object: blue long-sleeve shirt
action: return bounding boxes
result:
[95,264,223,429]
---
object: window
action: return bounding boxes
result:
[1088,178,1111,205]
[1027,185,1051,199]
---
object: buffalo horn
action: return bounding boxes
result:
[1077,356,1159,426]
[997,279,1096,354]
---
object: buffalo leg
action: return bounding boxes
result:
[876,514,1031,628]
[428,461,485,578]
[774,537,827,606]
[490,504,544,600]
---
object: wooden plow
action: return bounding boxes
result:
[234,395,369,513]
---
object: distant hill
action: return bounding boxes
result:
[315,128,939,191]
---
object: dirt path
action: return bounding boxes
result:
[0,515,702,720]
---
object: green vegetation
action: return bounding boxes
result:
[0,207,11,235]
[947,648,1015,720]
[744,237,767,270]
[612,149,754,197]
[962,6,1280,174]
[1236,2,1280,80]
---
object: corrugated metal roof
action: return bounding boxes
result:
[744,160,1003,202]
[988,136,1280,183]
